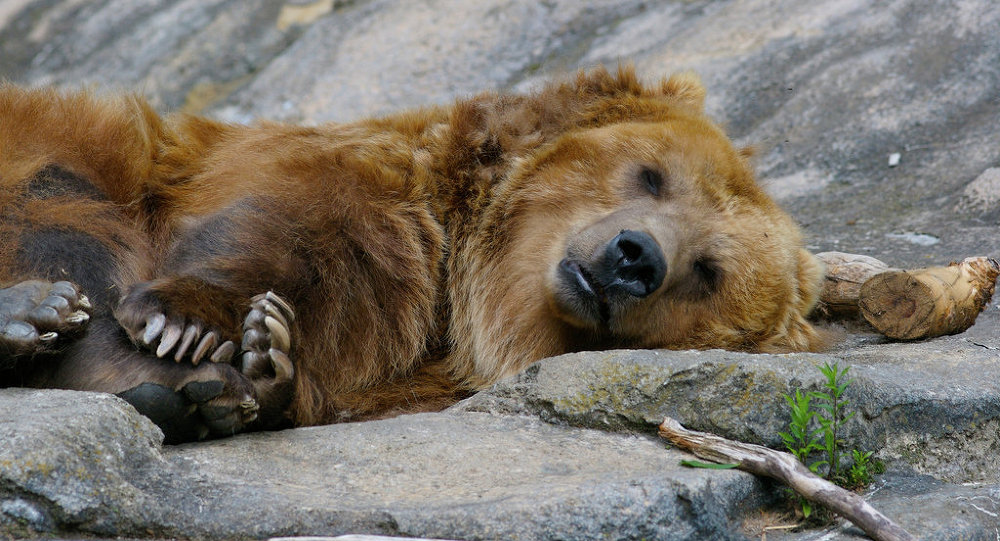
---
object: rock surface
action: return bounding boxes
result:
[2,389,773,540]
[0,389,165,536]
[460,313,1000,486]
[2,0,1000,539]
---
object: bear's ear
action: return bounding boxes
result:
[659,71,706,112]
[569,64,646,104]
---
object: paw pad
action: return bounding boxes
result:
[0,280,91,356]
[118,368,259,443]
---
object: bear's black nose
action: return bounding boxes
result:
[602,230,666,298]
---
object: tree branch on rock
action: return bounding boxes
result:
[658,417,916,541]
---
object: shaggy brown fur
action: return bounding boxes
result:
[0,66,825,442]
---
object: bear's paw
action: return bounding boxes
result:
[0,280,91,359]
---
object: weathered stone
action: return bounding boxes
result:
[459,309,1000,485]
[958,167,1000,217]
[212,0,650,123]
[0,0,301,112]
[270,534,460,541]
[1,392,774,540]
[0,389,164,536]
[768,473,1000,541]
[6,377,1000,539]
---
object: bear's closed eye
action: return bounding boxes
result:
[639,167,664,196]
[693,258,721,293]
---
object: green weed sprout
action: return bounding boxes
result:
[811,362,855,482]
[780,362,883,520]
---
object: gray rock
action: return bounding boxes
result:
[772,473,1000,541]
[270,535,460,541]
[6,341,1000,539]
[459,309,1000,485]
[214,0,650,123]
[0,0,301,111]
[0,388,164,536]
[1,392,773,540]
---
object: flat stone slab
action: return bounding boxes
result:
[0,389,771,540]
[461,310,1000,485]
[772,473,1000,541]
[4,310,1000,539]
[870,476,1000,540]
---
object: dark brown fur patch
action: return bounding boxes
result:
[27,165,105,201]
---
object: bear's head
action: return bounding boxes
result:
[451,66,825,384]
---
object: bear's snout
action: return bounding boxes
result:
[598,230,666,298]
[553,229,668,329]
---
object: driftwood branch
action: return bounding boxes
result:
[816,251,999,339]
[658,417,916,541]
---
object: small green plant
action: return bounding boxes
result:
[845,448,886,490]
[777,389,824,519]
[780,362,882,520]
[778,390,824,471]
[811,362,855,483]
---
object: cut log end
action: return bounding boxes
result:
[858,256,999,340]
[858,272,936,340]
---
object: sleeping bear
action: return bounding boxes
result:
[0,66,825,442]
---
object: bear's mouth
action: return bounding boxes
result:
[557,258,611,324]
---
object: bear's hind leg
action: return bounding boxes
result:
[44,295,295,443]
[42,316,273,443]
[112,350,268,443]
[0,166,288,441]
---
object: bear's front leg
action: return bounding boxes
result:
[115,278,245,365]
[238,291,296,427]
[112,197,313,434]
[113,288,297,440]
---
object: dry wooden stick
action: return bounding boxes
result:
[658,417,916,541]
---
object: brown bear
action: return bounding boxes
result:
[0,66,825,442]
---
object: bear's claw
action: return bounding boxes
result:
[113,287,295,437]
[120,285,237,366]
[0,280,92,358]
[240,291,295,381]
[210,340,236,363]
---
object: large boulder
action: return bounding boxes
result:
[1,388,773,540]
